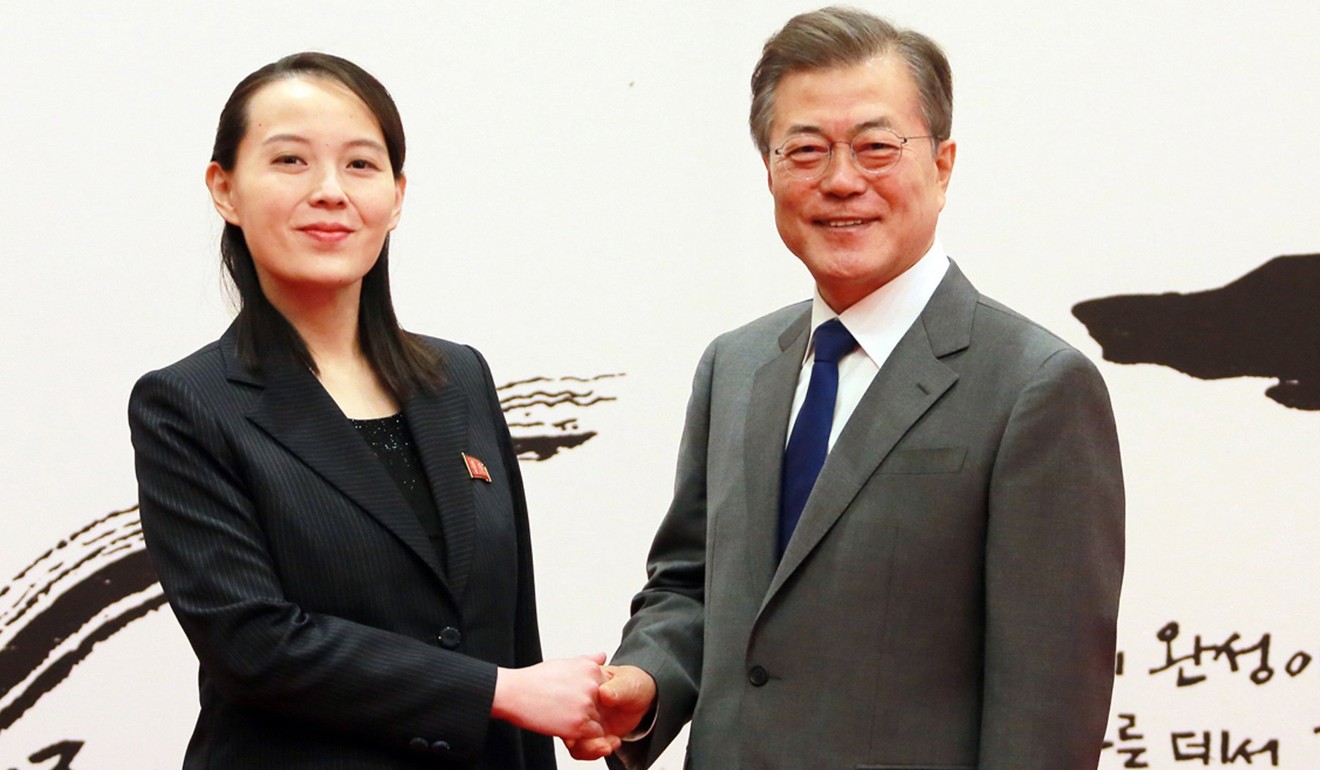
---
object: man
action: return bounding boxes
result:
[573,7,1124,769]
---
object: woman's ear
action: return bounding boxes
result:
[205,162,242,226]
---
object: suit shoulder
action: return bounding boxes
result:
[134,338,227,393]
[972,295,1101,375]
[410,332,494,391]
[128,338,239,438]
[976,294,1072,350]
[412,333,486,365]
[710,300,811,349]
[412,332,465,357]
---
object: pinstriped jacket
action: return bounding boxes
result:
[129,324,554,770]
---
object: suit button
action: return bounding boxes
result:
[409,737,429,753]
[748,665,769,686]
[430,740,451,754]
[438,626,462,650]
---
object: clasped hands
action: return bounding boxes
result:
[492,654,656,761]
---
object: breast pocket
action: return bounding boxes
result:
[878,447,967,475]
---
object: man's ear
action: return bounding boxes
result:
[935,139,956,193]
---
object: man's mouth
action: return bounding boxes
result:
[817,218,873,228]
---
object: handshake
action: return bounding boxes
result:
[492,654,657,761]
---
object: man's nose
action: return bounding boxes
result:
[817,145,868,195]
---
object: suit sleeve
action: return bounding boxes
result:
[979,348,1124,769]
[129,367,498,758]
[607,341,717,770]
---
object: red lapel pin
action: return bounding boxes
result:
[462,453,492,483]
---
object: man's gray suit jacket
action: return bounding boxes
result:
[611,262,1124,770]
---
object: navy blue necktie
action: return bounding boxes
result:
[778,318,858,558]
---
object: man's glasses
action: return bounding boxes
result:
[772,128,935,180]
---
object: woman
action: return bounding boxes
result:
[129,53,611,769]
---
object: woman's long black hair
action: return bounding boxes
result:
[211,52,442,397]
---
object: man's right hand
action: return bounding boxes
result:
[564,664,657,761]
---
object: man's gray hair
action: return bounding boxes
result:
[749,6,953,156]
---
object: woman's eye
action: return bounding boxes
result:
[274,155,303,166]
[348,159,378,171]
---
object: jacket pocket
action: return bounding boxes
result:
[878,447,967,474]
[855,765,975,769]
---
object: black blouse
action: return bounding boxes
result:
[350,413,446,572]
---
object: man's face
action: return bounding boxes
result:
[765,55,955,311]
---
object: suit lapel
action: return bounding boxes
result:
[760,263,977,609]
[402,385,477,606]
[226,333,452,595]
[741,312,811,593]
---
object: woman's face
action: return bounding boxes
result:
[206,76,405,303]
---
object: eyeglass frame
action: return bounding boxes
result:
[771,127,938,180]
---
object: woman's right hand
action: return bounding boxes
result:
[491,652,614,742]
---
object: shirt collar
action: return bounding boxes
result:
[805,237,951,365]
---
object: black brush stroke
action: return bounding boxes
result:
[503,395,617,409]
[501,392,613,406]
[498,373,624,389]
[1073,253,1320,410]
[1,507,139,603]
[512,432,597,462]
[3,532,141,631]
[0,592,167,733]
[0,551,161,731]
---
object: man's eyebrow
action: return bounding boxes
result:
[782,123,824,136]
[854,117,896,131]
[780,116,897,137]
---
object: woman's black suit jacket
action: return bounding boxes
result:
[129,325,555,769]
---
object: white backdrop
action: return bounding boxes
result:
[2,1,1318,767]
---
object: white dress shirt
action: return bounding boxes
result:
[786,239,950,450]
